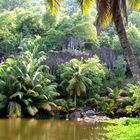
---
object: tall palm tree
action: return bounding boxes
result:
[46,0,140,88]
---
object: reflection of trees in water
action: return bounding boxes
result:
[0,119,106,140]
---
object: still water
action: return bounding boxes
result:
[0,119,107,140]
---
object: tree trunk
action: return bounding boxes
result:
[112,4,140,89]
[74,93,77,108]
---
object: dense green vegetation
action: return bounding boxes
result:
[102,118,140,140]
[0,45,59,117]
[0,0,140,120]
[0,0,140,139]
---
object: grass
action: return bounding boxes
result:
[101,118,140,140]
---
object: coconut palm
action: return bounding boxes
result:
[46,0,140,88]
[59,59,92,107]
[66,69,92,107]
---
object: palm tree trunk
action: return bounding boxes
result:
[113,4,140,89]
[74,93,77,108]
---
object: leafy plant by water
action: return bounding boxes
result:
[0,50,59,118]
[57,56,106,107]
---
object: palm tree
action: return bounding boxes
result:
[66,70,92,107]
[59,59,92,107]
[46,0,140,88]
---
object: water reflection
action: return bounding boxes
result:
[0,118,106,140]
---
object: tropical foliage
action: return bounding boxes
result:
[57,56,106,107]
[0,48,59,117]
[0,0,140,120]
[103,118,140,140]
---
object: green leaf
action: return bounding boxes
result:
[27,89,39,96]
[23,99,33,106]
[0,94,7,110]
[10,92,24,100]
[27,106,38,116]
[8,102,22,118]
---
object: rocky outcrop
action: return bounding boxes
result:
[68,107,96,120]
[67,106,110,123]
[46,48,118,74]
[68,106,109,122]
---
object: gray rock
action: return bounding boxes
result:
[85,110,96,117]
[69,111,82,120]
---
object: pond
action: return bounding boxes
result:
[0,119,107,140]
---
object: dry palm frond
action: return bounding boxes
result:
[97,0,112,28]
[97,0,128,27]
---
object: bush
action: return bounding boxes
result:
[113,56,127,78]
[99,32,112,48]
[129,11,140,28]
[15,7,46,37]
[103,56,127,89]
[126,84,140,115]
[0,50,59,117]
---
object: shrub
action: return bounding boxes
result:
[99,32,112,48]
[103,56,127,89]
[0,50,59,117]
[113,56,127,78]
[126,84,140,115]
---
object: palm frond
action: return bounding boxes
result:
[42,103,52,111]
[127,0,140,10]
[8,102,22,118]
[76,0,95,15]
[23,98,33,106]
[10,92,24,100]
[27,106,38,116]
[66,78,77,93]
[97,0,112,27]
[78,81,86,94]
[76,85,81,96]
[45,0,64,15]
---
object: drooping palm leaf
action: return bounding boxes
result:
[8,102,22,117]
[45,0,64,15]
[9,92,24,100]
[96,0,112,27]
[27,106,38,116]
[76,0,95,15]
[128,0,140,9]
[45,0,140,27]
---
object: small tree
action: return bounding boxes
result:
[58,56,106,107]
